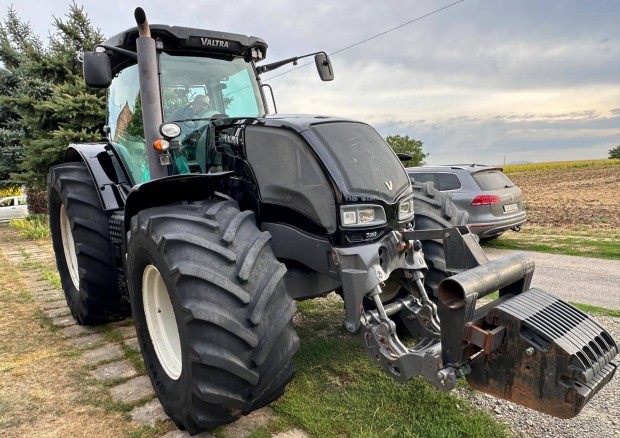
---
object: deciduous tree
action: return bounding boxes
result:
[385,134,428,167]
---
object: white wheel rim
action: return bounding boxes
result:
[60,204,80,290]
[142,265,182,380]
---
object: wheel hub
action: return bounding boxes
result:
[142,265,182,380]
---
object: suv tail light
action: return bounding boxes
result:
[471,195,501,206]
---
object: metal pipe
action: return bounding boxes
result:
[133,7,167,180]
[438,252,534,309]
[365,296,416,323]
[134,7,151,37]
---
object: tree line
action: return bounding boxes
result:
[0,2,105,190]
[0,3,427,193]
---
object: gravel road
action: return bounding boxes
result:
[483,248,620,310]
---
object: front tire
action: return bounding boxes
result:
[48,162,125,325]
[127,200,298,433]
[411,181,469,297]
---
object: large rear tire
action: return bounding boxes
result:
[411,181,469,297]
[47,162,125,325]
[126,200,298,434]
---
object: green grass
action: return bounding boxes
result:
[38,266,61,289]
[274,338,507,438]
[269,297,510,438]
[481,231,620,260]
[569,302,620,317]
[9,214,50,239]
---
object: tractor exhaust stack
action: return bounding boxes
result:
[134,7,167,179]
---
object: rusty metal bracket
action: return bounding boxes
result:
[464,324,506,354]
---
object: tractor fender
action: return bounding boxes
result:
[123,172,234,235]
[64,142,131,211]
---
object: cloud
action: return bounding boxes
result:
[5,0,620,164]
[375,109,620,165]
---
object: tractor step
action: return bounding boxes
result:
[466,288,618,418]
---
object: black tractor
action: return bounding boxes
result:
[47,8,617,435]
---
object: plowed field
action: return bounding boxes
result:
[506,163,620,230]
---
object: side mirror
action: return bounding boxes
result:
[314,53,334,81]
[396,153,413,162]
[83,52,112,88]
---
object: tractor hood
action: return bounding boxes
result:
[214,115,412,205]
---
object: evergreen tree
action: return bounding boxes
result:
[385,134,428,167]
[0,2,105,189]
[0,69,24,187]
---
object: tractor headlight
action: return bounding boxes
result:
[398,195,415,221]
[160,123,181,139]
[340,205,386,228]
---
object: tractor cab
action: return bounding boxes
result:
[85,23,333,185]
[88,25,269,184]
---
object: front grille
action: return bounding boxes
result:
[108,211,128,301]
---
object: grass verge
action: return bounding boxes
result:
[481,226,620,260]
[270,295,510,438]
[569,302,620,317]
[9,214,51,239]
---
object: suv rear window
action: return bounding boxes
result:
[472,170,514,191]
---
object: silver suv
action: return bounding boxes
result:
[406,165,526,239]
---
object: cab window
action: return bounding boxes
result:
[107,64,149,184]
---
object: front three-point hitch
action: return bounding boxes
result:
[336,226,618,418]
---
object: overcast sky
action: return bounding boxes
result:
[3,0,620,165]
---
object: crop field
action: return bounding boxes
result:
[482,159,620,258]
[504,159,620,230]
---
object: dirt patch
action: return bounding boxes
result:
[508,165,620,230]
[0,250,136,437]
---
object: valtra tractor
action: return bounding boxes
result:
[47,7,617,434]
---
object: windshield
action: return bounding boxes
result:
[161,53,264,139]
[472,170,515,191]
[311,122,410,203]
